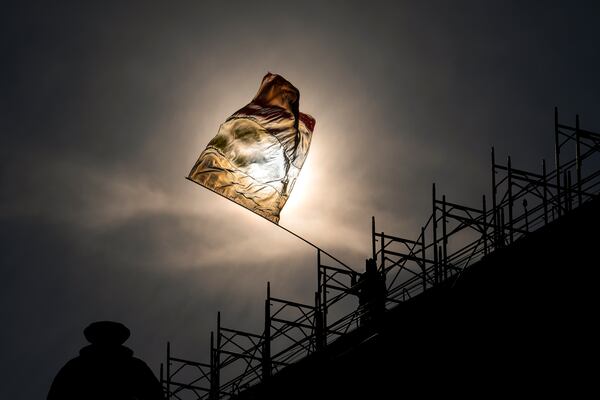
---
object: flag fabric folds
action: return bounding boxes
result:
[188,73,315,224]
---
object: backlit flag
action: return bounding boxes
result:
[188,73,315,224]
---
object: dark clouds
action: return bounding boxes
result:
[2,1,600,398]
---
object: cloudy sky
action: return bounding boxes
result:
[2,1,600,398]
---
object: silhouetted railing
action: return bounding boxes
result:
[161,108,600,399]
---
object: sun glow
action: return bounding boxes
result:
[282,151,316,220]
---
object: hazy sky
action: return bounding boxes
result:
[2,1,600,398]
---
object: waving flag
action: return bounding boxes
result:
[188,73,315,224]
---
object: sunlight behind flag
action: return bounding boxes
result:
[188,73,315,224]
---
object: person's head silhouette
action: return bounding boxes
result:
[48,321,163,400]
[366,258,377,275]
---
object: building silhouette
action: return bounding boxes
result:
[161,109,600,399]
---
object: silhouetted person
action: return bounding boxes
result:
[48,321,163,400]
[356,258,386,325]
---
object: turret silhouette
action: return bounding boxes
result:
[48,321,163,400]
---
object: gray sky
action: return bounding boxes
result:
[2,1,600,398]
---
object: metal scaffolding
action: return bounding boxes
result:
[161,109,600,399]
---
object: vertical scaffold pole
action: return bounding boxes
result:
[421,227,427,291]
[437,247,443,283]
[500,207,505,246]
[555,107,562,217]
[563,171,568,212]
[567,171,573,211]
[432,183,438,285]
[262,282,271,381]
[576,114,582,205]
[372,216,376,265]
[314,291,324,351]
[166,342,171,400]
[507,156,514,244]
[380,231,386,276]
[543,159,548,225]
[491,147,498,248]
[442,195,448,280]
[210,331,217,400]
[215,312,221,398]
[317,250,327,333]
[482,195,488,255]
[316,249,321,309]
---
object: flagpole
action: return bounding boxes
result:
[185,177,355,272]
[275,223,354,271]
